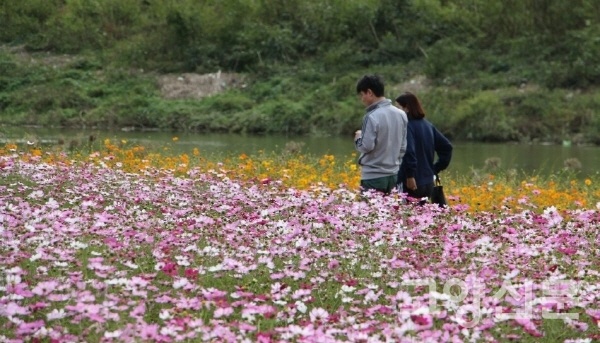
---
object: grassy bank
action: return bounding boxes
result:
[2,47,600,145]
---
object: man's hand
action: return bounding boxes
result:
[354,130,362,141]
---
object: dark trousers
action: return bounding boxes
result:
[405,182,434,201]
[360,175,398,195]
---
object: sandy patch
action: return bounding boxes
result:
[157,71,246,99]
[2,45,245,100]
[390,75,430,95]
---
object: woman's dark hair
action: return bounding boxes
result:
[395,91,425,119]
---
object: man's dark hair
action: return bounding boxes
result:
[356,74,385,97]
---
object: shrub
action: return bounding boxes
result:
[450,91,517,142]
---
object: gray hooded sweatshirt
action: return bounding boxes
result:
[355,99,408,180]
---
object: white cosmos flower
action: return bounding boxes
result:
[6,274,21,285]
[104,330,122,338]
[341,285,356,293]
[104,278,122,286]
[295,301,307,314]
[7,267,23,274]
[160,326,177,336]
[33,326,52,338]
[27,190,44,199]
[364,290,380,303]
[173,278,189,289]
[47,309,66,320]
[159,310,172,320]
[175,255,190,266]
[70,241,88,249]
[208,264,223,272]
[503,269,520,280]
[123,261,138,269]
[295,237,309,248]
[241,312,256,323]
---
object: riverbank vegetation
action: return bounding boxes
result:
[1,0,600,144]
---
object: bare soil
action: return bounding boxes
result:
[157,71,246,100]
[3,45,245,100]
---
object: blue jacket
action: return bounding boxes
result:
[398,118,453,187]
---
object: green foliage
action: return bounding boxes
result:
[569,93,600,144]
[541,25,600,89]
[449,91,517,142]
[0,0,61,44]
[1,1,600,144]
[2,0,599,83]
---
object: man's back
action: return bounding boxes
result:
[354,74,408,194]
[356,99,408,180]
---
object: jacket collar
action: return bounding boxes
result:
[365,99,391,113]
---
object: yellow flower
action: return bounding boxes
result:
[3,141,599,214]
[172,137,179,142]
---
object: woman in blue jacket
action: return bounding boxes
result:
[395,91,453,200]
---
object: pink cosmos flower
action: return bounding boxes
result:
[161,262,178,277]
[1,302,29,316]
[214,307,234,318]
[514,318,542,337]
[410,313,434,331]
[184,268,199,279]
[16,320,45,335]
[32,280,59,296]
[327,259,340,270]
[309,307,329,322]
[139,323,159,341]
[29,302,48,311]
[270,272,285,280]
[586,308,600,322]
[130,302,146,318]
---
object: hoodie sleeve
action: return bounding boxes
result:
[355,115,376,154]
[401,124,417,178]
[432,127,453,174]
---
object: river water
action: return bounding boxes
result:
[2,127,600,178]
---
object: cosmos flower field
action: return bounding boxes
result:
[1,142,600,342]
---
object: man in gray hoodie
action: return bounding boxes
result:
[354,75,408,194]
